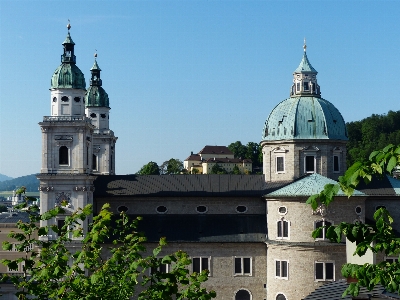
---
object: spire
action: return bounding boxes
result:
[290,40,320,97]
[61,21,76,64]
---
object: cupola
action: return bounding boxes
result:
[290,40,320,97]
[85,53,109,108]
[51,23,86,90]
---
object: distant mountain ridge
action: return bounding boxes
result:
[0,174,13,182]
[0,174,39,192]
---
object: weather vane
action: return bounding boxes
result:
[94,49,97,58]
[303,38,307,52]
[67,19,71,31]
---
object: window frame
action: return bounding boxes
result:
[385,256,399,264]
[149,263,170,275]
[233,256,252,276]
[333,154,340,173]
[276,218,290,240]
[304,155,316,173]
[314,261,335,281]
[275,259,289,280]
[59,146,69,166]
[276,156,285,173]
[314,219,333,241]
[192,256,211,276]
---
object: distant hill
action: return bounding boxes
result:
[0,174,13,182]
[0,174,39,192]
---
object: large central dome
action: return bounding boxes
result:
[262,96,347,141]
[262,44,347,142]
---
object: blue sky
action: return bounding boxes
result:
[0,0,399,178]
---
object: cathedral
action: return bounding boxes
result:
[36,25,400,300]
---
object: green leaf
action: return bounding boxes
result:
[387,156,397,172]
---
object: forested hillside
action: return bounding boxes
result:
[346,110,400,166]
[0,174,38,192]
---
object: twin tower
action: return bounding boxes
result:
[37,24,117,238]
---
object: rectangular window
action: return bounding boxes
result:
[333,155,339,173]
[276,156,285,173]
[296,82,300,91]
[304,81,309,91]
[150,264,170,275]
[314,220,332,240]
[385,257,399,264]
[275,260,288,279]
[192,257,210,274]
[57,219,66,235]
[234,257,252,276]
[277,219,289,239]
[305,156,315,173]
[315,261,334,281]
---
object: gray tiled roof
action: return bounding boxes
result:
[94,174,288,197]
[302,279,399,300]
[0,211,30,224]
[129,214,267,243]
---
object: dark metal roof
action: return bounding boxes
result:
[0,211,30,224]
[94,174,288,197]
[357,175,399,196]
[302,279,399,300]
[130,214,267,243]
[198,146,233,155]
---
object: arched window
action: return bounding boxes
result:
[314,219,332,240]
[235,289,251,300]
[59,146,69,165]
[92,154,97,170]
[277,219,289,239]
[276,293,287,300]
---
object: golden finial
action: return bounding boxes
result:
[303,38,307,52]
[67,19,71,31]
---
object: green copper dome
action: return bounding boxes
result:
[85,86,109,107]
[262,96,348,141]
[50,31,86,90]
[51,63,86,89]
[84,59,109,107]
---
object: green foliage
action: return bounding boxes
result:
[0,174,38,192]
[346,110,400,167]
[137,161,161,175]
[210,164,227,174]
[231,165,241,175]
[228,141,263,168]
[0,205,7,212]
[160,158,184,175]
[1,201,216,299]
[307,144,400,297]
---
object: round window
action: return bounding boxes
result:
[90,113,97,118]
[236,205,247,213]
[61,96,69,102]
[196,205,207,213]
[156,205,167,214]
[278,206,287,215]
[52,97,57,102]
[355,206,362,215]
[74,97,81,102]
[117,205,128,213]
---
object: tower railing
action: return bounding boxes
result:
[43,116,88,122]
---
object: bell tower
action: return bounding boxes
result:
[85,53,117,175]
[37,23,96,240]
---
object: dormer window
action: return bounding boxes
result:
[304,82,309,91]
[296,82,300,91]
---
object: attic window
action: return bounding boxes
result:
[236,205,247,213]
[117,206,128,213]
[74,97,80,102]
[156,206,168,214]
[61,96,69,102]
[90,113,97,118]
[100,114,106,118]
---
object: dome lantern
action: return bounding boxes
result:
[290,40,321,97]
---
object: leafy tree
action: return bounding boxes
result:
[137,161,160,175]
[210,164,227,174]
[160,158,184,175]
[306,144,400,297]
[190,168,200,174]
[228,141,247,160]
[1,200,216,299]
[231,165,241,175]
[0,205,7,212]
[245,142,262,167]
